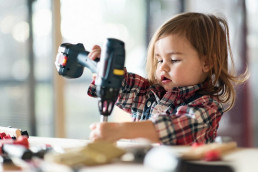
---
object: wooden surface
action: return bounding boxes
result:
[27,137,258,172]
[52,0,66,138]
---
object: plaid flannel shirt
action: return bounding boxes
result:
[88,69,223,145]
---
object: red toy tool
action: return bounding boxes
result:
[0,136,29,154]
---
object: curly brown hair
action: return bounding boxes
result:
[146,12,249,111]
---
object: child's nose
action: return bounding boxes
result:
[160,62,170,72]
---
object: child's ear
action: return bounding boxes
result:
[202,59,212,72]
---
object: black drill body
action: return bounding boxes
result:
[55,38,125,122]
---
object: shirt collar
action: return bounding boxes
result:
[150,83,203,100]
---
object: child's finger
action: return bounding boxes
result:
[92,45,101,51]
[89,123,97,130]
[88,45,101,60]
[90,51,101,59]
[92,74,97,81]
[89,130,98,141]
[88,52,97,60]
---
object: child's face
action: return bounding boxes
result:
[154,34,209,91]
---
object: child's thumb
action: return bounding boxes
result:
[89,123,97,130]
[92,74,97,81]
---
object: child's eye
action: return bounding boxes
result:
[171,59,180,63]
[157,59,163,63]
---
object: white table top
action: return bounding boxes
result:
[27,136,258,172]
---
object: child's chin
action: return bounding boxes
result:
[163,85,174,91]
[163,83,182,91]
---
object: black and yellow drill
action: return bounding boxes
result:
[55,38,125,122]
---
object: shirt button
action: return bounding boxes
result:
[176,100,181,104]
[147,101,152,107]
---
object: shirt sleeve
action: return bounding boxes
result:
[87,79,97,97]
[150,96,223,145]
[87,68,150,116]
[115,69,150,115]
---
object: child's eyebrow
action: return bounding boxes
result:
[154,53,161,57]
[167,51,183,55]
[154,51,183,57]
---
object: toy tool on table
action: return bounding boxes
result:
[55,38,125,122]
[0,155,22,171]
[0,126,29,139]
[2,144,32,160]
[45,141,126,166]
[0,128,34,161]
[0,136,29,154]
[144,141,237,172]
[181,141,237,161]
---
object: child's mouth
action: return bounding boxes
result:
[161,75,171,84]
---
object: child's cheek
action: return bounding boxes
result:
[170,68,181,78]
[171,68,185,83]
[155,70,160,81]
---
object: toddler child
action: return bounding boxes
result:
[87,12,248,145]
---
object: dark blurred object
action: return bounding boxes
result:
[144,146,234,172]
[2,144,33,160]
[121,142,152,163]
[0,154,22,171]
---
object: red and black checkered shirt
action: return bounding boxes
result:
[88,69,223,145]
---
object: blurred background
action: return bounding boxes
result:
[0,0,257,147]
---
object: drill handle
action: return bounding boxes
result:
[77,51,99,74]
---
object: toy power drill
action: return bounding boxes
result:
[55,38,125,122]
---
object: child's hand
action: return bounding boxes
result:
[88,45,101,61]
[89,122,122,142]
[88,45,101,80]
[89,121,160,143]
